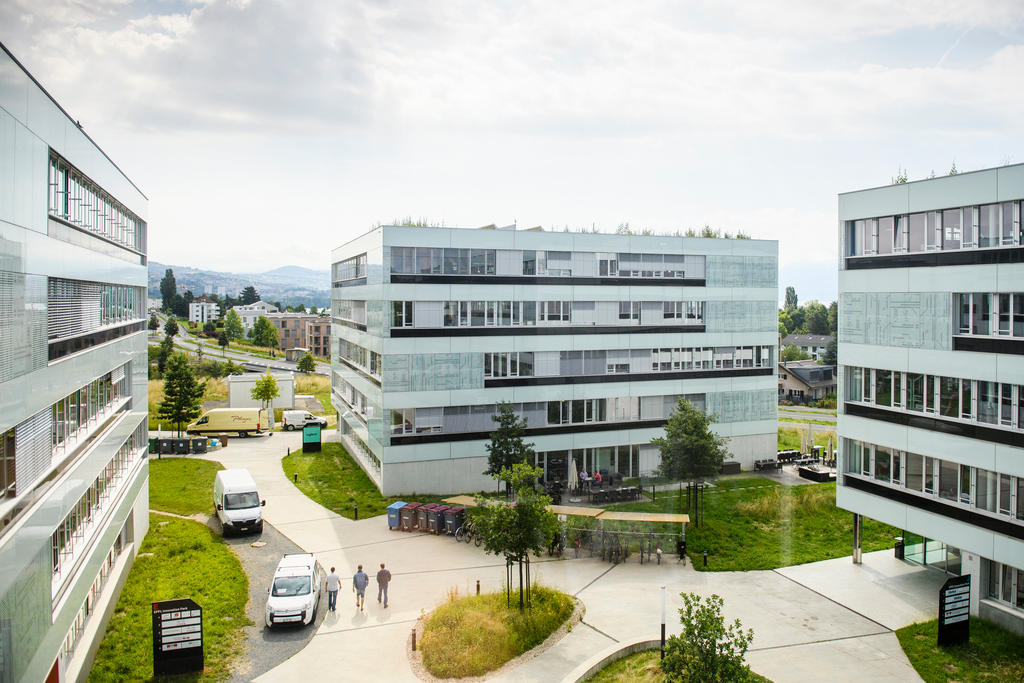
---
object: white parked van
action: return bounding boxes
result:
[213,469,264,536]
[265,553,321,628]
[281,410,327,430]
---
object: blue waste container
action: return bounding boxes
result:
[386,501,407,530]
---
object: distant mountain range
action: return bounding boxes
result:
[149,261,331,308]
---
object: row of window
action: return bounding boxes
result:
[338,339,381,377]
[47,153,147,253]
[986,559,1024,612]
[334,373,369,421]
[333,253,367,283]
[535,444,643,481]
[60,517,131,661]
[484,345,773,378]
[389,246,707,279]
[51,422,145,586]
[391,300,706,328]
[845,200,1024,257]
[0,429,13,500]
[52,365,131,459]
[956,292,1024,338]
[389,393,704,435]
[845,366,1024,431]
[47,278,145,341]
[845,438,1024,521]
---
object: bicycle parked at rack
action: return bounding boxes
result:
[455,519,482,547]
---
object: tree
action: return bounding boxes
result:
[484,401,536,495]
[652,398,729,526]
[784,286,798,311]
[827,301,838,337]
[250,370,280,420]
[170,293,187,318]
[252,316,279,348]
[202,320,217,336]
[148,314,159,331]
[240,285,260,305]
[218,331,229,354]
[804,301,829,335]
[164,317,179,337]
[309,305,319,315]
[662,593,755,683]
[157,354,206,436]
[777,310,793,337]
[949,160,958,176]
[297,352,316,374]
[159,268,176,312]
[781,344,811,362]
[821,338,838,366]
[224,308,244,341]
[293,303,306,313]
[473,463,557,610]
[891,167,908,184]
[156,335,175,375]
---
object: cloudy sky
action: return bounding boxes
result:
[3,0,1023,304]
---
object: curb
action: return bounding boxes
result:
[561,638,661,683]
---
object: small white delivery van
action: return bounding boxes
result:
[213,469,265,536]
[265,553,322,628]
[281,410,327,430]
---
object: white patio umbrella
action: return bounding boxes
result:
[799,429,806,455]
[807,423,814,455]
[568,459,579,491]
[827,435,834,464]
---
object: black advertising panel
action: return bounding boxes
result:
[937,575,970,647]
[152,598,203,675]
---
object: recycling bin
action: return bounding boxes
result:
[158,439,174,454]
[191,438,207,454]
[148,437,159,454]
[417,504,437,531]
[428,505,450,534]
[386,501,407,530]
[400,502,422,531]
[443,506,465,536]
[172,438,189,455]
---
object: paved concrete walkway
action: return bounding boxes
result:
[205,434,942,683]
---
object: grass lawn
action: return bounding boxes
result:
[88,515,249,682]
[777,426,834,451]
[282,443,445,519]
[609,476,899,571]
[420,586,574,678]
[585,650,663,682]
[149,458,224,516]
[778,417,836,426]
[897,618,1024,683]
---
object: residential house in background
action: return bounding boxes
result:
[778,360,836,402]
[331,224,778,494]
[837,164,1024,635]
[265,312,330,358]
[781,333,834,361]
[233,300,278,332]
[0,43,150,682]
[188,294,220,324]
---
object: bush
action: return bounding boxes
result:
[663,593,754,682]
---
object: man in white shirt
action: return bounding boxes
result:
[324,566,340,612]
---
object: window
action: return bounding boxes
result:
[972,293,990,335]
[522,251,537,275]
[938,460,959,501]
[619,301,639,320]
[443,248,469,275]
[663,302,682,319]
[470,249,495,275]
[392,301,413,327]
[875,370,892,407]
[417,247,441,274]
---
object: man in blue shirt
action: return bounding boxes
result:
[352,564,369,611]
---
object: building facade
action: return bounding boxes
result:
[233,300,278,333]
[0,44,150,681]
[265,312,330,358]
[778,360,836,402]
[187,295,219,324]
[781,333,834,361]
[331,225,778,495]
[837,165,1024,634]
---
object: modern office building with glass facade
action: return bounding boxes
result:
[837,164,1024,635]
[0,44,150,681]
[331,225,778,495]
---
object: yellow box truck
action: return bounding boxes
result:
[186,408,269,437]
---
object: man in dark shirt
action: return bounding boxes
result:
[376,562,392,608]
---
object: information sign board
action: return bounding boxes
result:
[302,423,322,452]
[937,575,970,646]
[153,598,203,675]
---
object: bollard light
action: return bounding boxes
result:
[293,473,298,483]
[411,627,417,651]
[476,579,480,596]
[703,549,708,567]
[660,585,666,659]
[354,503,359,520]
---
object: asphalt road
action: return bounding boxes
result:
[199,515,328,682]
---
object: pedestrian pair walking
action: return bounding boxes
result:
[350,563,392,611]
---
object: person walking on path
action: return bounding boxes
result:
[352,565,369,611]
[376,563,392,608]
[325,566,340,612]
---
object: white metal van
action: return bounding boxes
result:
[281,410,327,430]
[213,469,264,536]
[265,553,321,628]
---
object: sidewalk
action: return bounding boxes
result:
[205,434,941,682]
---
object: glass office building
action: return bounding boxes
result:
[0,44,150,680]
[838,164,1024,635]
[331,225,778,495]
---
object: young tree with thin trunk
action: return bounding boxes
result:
[224,308,244,341]
[250,370,280,422]
[297,352,316,374]
[662,593,755,682]
[484,401,536,495]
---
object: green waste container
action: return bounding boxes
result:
[148,438,159,454]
